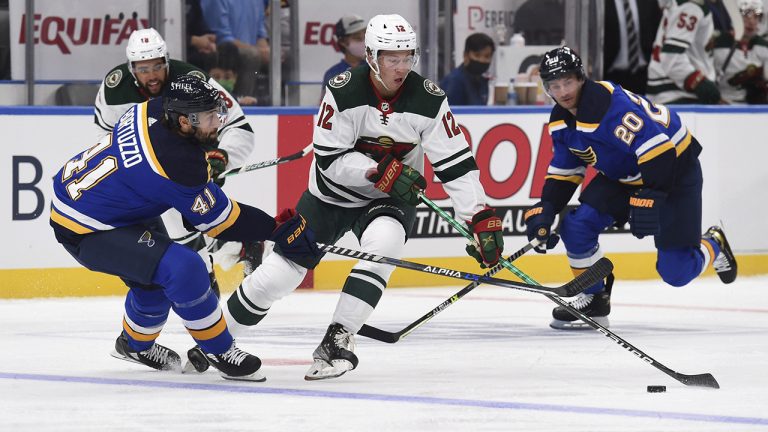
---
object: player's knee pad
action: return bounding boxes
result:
[240,251,307,306]
[560,204,614,255]
[152,242,211,303]
[356,216,406,279]
[656,247,702,287]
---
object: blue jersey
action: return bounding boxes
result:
[51,98,240,237]
[545,80,700,196]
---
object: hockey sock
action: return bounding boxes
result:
[700,237,721,274]
[333,217,405,333]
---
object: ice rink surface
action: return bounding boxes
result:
[1,274,767,431]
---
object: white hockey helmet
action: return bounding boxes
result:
[365,14,420,76]
[739,0,763,15]
[126,28,169,72]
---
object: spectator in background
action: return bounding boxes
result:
[512,0,564,45]
[185,0,217,69]
[646,0,724,104]
[322,15,367,85]
[201,0,270,98]
[439,33,495,106]
[207,42,259,105]
[714,0,768,104]
[603,0,662,94]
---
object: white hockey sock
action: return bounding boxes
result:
[224,252,306,337]
[332,216,405,333]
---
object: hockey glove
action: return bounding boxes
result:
[465,207,504,268]
[366,154,427,206]
[270,208,321,262]
[684,71,721,104]
[524,201,557,254]
[628,189,667,239]
[206,148,228,187]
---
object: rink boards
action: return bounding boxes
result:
[1,105,766,297]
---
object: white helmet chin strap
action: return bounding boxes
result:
[366,56,391,92]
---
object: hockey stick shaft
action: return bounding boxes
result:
[357,238,543,343]
[216,143,313,179]
[317,243,609,297]
[420,195,719,388]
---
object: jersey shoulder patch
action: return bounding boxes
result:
[169,59,210,82]
[423,79,445,97]
[105,68,123,88]
[328,70,352,89]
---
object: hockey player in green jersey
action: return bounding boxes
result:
[94,28,263,294]
[218,14,504,380]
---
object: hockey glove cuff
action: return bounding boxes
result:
[629,189,667,239]
[366,154,427,206]
[206,148,229,187]
[524,201,556,254]
[465,207,504,268]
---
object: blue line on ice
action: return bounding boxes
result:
[2,372,766,426]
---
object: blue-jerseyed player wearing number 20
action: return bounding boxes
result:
[524,47,738,330]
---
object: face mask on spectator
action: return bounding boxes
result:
[347,40,366,59]
[466,59,491,76]
[219,79,236,93]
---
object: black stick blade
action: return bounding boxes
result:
[358,324,399,343]
[561,257,614,297]
[678,373,720,389]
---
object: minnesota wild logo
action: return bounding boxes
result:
[355,136,416,160]
[569,146,597,165]
[329,71,352,88]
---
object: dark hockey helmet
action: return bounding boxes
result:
[163,74,227,129]
[539,46,585,84]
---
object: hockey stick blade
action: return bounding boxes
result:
[677,373,720,388]
[217,144,313,179]
[559,257,614,297]
[318,243,610,297]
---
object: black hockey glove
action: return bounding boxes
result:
[685,71,721,104]
[628,189,667,239]
[465,207,504,268]
[366,154,427,206]
[206,148,228,187]
[270,208,321,262]
[524,201,557,254]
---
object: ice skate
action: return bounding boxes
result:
[703,225,737,284]
[305,323,359,381]
[111,333,181,371]
[202,342,266,382]
[550,274,614,330]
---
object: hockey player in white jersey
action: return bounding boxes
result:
[713,0,768,103]
[218,14,504,380]
[94,28,264,293]
[646,0,724,104]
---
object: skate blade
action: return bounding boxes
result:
[304,359,353,381]
[220,371,267,382]
[549,316,609,330]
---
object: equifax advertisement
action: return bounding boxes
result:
[8,0,182,80]
[2,108,766,271]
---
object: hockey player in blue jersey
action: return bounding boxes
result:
[50,75,320,380]
[524,47,738,330]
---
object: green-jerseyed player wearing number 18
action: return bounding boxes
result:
[218,14,505,381]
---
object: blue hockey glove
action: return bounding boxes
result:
[524,201,556,254]
[270,208,321,261]
[465,207,504,268]
[628,189,667,239]
[366,154,427,206]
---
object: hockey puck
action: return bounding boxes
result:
[647,385,666,393]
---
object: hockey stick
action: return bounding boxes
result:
[318,243,611,297]
[216,143,313,179]
[357,237,548,343]
[419,195,720,389]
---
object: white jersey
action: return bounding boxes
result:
[647,0,716,103]
[310,66,487,222]
[93,59,254,168]
[713,34,768,103]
